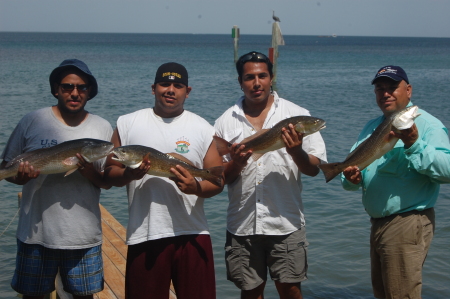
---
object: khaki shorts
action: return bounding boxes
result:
[370,208,435,299]
[225,229,308,291]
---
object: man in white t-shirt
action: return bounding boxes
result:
[1,59,113,299]
[104,62,224,299]
[214,51,327,299]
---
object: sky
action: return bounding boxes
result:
[1,0,450,38]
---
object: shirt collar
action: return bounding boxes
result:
[232,91,280,117]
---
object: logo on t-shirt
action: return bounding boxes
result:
[175,137,190,154]
[41,139,58,148]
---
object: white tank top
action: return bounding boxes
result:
[117,108,215,245]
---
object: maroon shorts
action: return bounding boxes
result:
[126,234,216,299]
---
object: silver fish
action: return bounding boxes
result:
[111,145,224,187]
[0,138,114,180]
[318,105,420,182]
[213,115,326,161]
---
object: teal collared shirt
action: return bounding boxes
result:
[341,102,450,218]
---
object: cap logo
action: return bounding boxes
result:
[378,67,397,75]
[162,72,182,80]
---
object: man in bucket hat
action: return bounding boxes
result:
[341,65,450,298]
[104,62,224,298]
[1,59,112,298]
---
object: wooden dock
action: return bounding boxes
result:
[48,204,176,299]
[96,204,177,299]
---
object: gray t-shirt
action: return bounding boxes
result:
[1,107,113,249]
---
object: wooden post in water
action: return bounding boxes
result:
[232,25,240,63]
[269,21,285,84]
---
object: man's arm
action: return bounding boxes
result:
[103,128,151,187]
[400,123,450,183]
[282,123,320,177]
[170,140,224,198]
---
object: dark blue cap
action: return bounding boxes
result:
[49,59,98,100]
[371,65,409,84]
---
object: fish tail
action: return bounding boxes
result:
[318,162,344,183]
[204,166,224,187]
[213,136,231,156]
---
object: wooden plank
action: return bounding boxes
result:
[101,252,126,299]
[102,235,126,275]
[100,204,126,241]
[95,282,117,299]
[101,220,128,259]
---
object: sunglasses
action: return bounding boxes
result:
[60,83,89,92]
[238,52,271,64]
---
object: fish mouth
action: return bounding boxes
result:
[111,150,124,162]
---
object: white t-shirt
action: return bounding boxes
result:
[116,108,215,245]
[214,92,327,236]
[1,107,113,249]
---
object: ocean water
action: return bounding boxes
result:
[0,32,449,299]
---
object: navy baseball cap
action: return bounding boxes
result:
[49,59,98,100]
[371,65,409,84]
[154,62,188,86]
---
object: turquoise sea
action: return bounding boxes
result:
[0,32,449,298]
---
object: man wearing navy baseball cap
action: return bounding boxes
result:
[104,62,224,298]
[341,66,450,298]
[1,59,113,298]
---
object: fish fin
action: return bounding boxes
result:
[64,168,78,177]
[166,153,196,167]
[318,162,344,183]
[241,129,269,143]
[204,166,224,187]
[128,161,142,169]
[63,156,80,166]
[251,153,264,161]
[213,136,232,156]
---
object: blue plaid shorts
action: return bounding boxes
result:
[11,240,104,296]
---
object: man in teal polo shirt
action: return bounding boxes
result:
[341,65,450,299]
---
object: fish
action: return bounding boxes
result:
[0,138,114,181]
[111,145,224,187]
[213,115,326,161]
[318,105,421,183]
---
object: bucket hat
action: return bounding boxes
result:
[49,59,98,100]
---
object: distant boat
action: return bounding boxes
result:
[332,34,337,38]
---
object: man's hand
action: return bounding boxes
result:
[343,166,362,185]
[169,165,200,195]
[13,161,40,185]
[281,123,304,156]
[391,123,419,149]
[123,155,151,181]
[229,143,252,168]
[76,153,96,176]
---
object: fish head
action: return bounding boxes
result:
[80,140,114,162]
[391,105,421,130]
[111,145,147,169]
[294,117,326,135]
